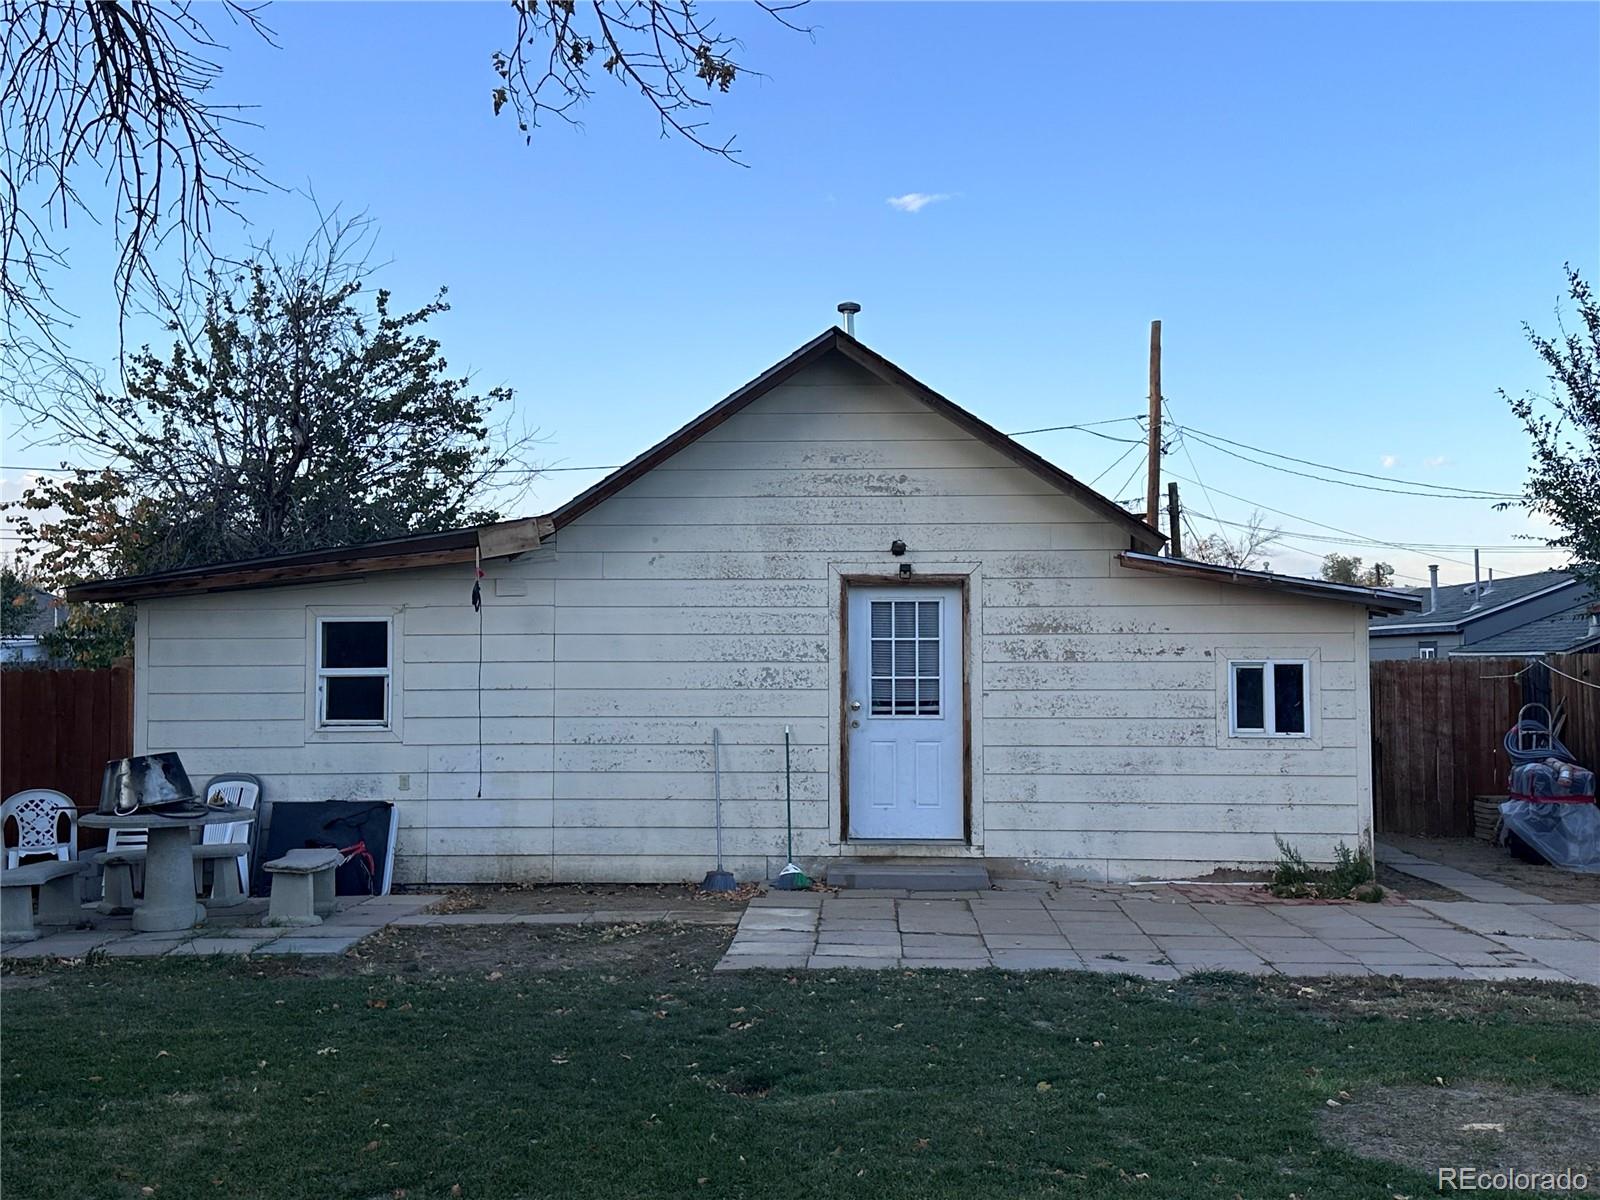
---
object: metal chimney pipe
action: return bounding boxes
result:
[1428,564,1439,614]
[1468,550,1482,611]
[837,301,861,337]
[1486,568,1494,594]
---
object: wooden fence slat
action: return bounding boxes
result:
[2,668,135,850]
[1372,654,1597,836]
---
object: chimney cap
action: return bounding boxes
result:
[837,301,861,316]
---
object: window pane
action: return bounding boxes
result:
[1273,663,1306,734]
[871,640,892,675]
[322,621,387,669]
[870,678,890,714]
[917,677,940,716]
[1234,665,1265,730]
[325,675,386,723]
[870,602,891,637]
[917,640,939,675]
[917,601,939,637]
[893,602,916,638]
[894,678,915,714]
[894,641,916,675]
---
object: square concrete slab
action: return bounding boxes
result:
[255,936,361,955]
[901,934,988,958]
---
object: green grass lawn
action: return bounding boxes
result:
[2,925,1595,1200]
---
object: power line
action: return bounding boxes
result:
[1189,512,1552,556]
[0,416,1150,477]
[1087,440,1142,489]
[1178,426,1517,501]
[1177,422,1521,499]
[1165,471,1479,570]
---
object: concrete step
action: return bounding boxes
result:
[825,860,992,891]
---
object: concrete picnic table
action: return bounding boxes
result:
[80,806,257,933]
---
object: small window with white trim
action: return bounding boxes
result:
[1228,659,1310,737]
[1418,642,1438,660]
[316,617,391,728]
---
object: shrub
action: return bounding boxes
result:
[1269,839,1382,901]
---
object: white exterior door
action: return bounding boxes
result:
[846,585,965,840]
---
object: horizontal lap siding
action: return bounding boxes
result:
[981,583,1368,877]
[133,353,1368,883]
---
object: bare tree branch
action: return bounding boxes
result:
[491,0,811,162]
[1,0,276,360]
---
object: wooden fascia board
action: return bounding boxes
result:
[477,516,555,559]
[1116,551,1421,614]
[70,547,479,602]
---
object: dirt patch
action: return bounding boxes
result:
[417,881,758,915]
[1320,1083,1600,1179]
[1386,835,1600,903]
[247,921,736,980]
[1376,863,1467,901]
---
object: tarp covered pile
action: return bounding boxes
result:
[1498,718,1600,874]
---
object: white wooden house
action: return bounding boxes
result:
[70,328,1419,885]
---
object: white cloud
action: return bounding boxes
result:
[886,192,951,214]
[1423,455,1451,469]
[1379,454,1399,469]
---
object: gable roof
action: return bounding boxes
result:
[1447,593,1600,656]
[548,327,1166,548]
[1117,551,1421,614]
[1368,569,1578,634]
[66,328,1163,603]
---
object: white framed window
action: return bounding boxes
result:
[1228,659,1310,738]
[315,617,392,728]
[1418,642,1438,660]
[868,598,942,717]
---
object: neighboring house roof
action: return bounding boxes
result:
[68,328,1164,603]
[9,588,64,638]
[1117,552,1421,614]
[1446,595,1600,656]
[1368,569,1578,635]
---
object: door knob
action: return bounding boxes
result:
[849,700,862,711]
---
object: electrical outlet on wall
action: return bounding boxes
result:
[397,774,411,792]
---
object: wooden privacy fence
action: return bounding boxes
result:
[1,666,133,820]
[1371,654,1599,837]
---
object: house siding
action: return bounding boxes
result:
[133,353,1372,884]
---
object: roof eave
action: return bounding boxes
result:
[1117,551,1423,613]
[64,516,553,603]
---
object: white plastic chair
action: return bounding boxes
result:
[193,774,262,904]
[1,789,78,868]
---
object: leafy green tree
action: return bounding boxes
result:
[7,222,535,665]
[1,560,41,640]
[1504,266,1600,589]
[1320,554,1394,588]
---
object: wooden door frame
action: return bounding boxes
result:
[838,573,973,844]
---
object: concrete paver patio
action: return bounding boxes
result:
[717,883,1600,980]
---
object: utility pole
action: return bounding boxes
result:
[1145,319,1162,530]
[1167,481,1183,557]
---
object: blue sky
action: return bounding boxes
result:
[5,1,1597,585]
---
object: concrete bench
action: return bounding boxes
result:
[264,849,342,927]
[1,860,87,942]
[89,845,146,914]
[191,843,250,908]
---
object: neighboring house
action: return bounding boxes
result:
[68,327,1416,885]
[0,589,64,664]
[1368,568,1594,660]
